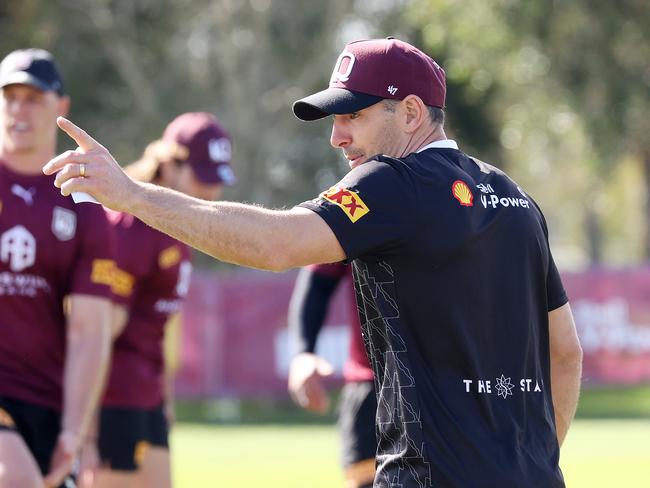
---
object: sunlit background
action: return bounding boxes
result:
[2,0,649,486]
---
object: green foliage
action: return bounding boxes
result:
[0,0,357,208]
[2,0,648,266]
[407,0,650,265]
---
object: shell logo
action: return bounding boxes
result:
[452,180,474,206]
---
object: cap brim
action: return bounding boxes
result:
[292,87,383,121]
[190,162,237,186]
[0,72,51,92]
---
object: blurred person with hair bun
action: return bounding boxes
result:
[82,112,235,488]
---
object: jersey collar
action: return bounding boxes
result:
[416,139,459,153]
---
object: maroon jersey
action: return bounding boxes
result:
[309,263,373,382]
[0,162,115,410]
[102,211,192,408]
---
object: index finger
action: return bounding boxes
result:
[57,117,102,152]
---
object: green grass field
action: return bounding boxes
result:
[171,419,650,487]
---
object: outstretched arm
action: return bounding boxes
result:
[128,190,342,271]
[44,118,345,271]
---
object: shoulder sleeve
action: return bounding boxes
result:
[534,201,569,311]
[298,159,417,261]
[546,251,568,311]
[69,204,116,299]
[110,219,143,307]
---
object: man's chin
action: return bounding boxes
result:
[4,142,35,155]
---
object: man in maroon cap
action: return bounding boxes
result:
[45,38,582,488]
[0,48,114,488]
[82,112,234,488]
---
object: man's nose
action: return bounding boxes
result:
[330,119,351,149]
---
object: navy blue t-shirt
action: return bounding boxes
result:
[299,145,568,488]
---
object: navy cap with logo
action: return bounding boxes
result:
[0,48,65,95]
[162,112,236,186]
[293,38,446,121]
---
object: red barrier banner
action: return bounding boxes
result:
[177,269,352,398]
[562,268,650,385]
[177,267,650,398]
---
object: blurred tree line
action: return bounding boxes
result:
[1,0,647,268]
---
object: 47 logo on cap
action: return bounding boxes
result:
[320,186,370,222]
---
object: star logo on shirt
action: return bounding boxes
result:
[495,374,514,399]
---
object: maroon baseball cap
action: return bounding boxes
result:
[293,38,446,121]
[162,112,236,186]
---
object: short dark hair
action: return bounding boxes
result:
[427,106,445,125]
[382,99,445,126]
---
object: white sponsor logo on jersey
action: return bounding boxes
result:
[51,207,77,241]
[153,260,192,313]
[11,184,36,205]
[463,374,542,398]
[1,225,36,272]
[480,193,530,209]
[175,261,192,297]
[154,298,181,314]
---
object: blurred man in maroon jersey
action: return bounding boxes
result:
[85,112,234,488]
[288,263,376,488]
[0,49,114,488]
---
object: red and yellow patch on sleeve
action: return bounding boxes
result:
[159,246,181,269]
[320,186,370,223]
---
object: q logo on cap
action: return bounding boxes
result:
[330,52,356,84]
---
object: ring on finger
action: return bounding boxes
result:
[79,163,86,178]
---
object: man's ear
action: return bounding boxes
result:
[400,95,427,133]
